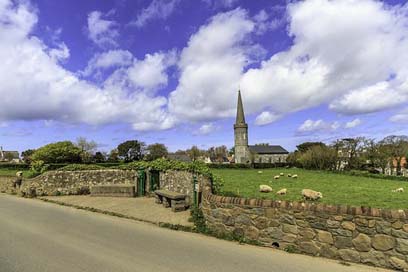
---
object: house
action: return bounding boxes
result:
[0,147,20,163]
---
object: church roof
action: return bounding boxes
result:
[249,145,289,154]
[235,90,246,125]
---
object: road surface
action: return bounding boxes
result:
[0,194,390,272]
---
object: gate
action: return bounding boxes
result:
[150,170,160,192]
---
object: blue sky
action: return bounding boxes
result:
[1,0,408,153]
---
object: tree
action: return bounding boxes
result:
[31,141,82,164]
[208,145,228,163]
[93,152,106,163]
[364,139,389,174]
[298,145,337,170]
[21,149,36,164]
[296,142,326,153]
[380,135,408,175]
[186,145,203,161]
[76,137,97,163]
[145,143,168,161]
[117,140,146,162]
[107,149,119,162]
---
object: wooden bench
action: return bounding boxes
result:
[154,190,186,212]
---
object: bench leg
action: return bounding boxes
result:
[171,199,186,212]
[155,194,162,204]
[162,197,170,208]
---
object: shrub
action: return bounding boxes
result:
[59,164,105,171]
[31,141,82,164]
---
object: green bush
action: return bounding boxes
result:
[59,164,105,171]
[31,141,82,163]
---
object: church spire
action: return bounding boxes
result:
[235,90,246,125]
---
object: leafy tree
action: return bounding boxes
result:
[107,149,119,162]
[208,145,228,163]
[186,145,203,161]
[31,141,82,163]
[21,149,36,164]
[117,140,146,162]
[364,139,389,174]
[298,145,337,170]
[380,135,408,175]
[145,143,168,161]
[296,142,326,153]
[93,152,106,163]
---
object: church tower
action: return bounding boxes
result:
[234,90,250,163]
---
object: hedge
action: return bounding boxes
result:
[0,163,29,170]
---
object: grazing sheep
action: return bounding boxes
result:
[292,174,298,179]
[287,174,292,177]
[276,188,287,195]
[302,189,323,201]
[280,172,284,176]
[259,185,273,193]
[258,171,263,174]
[274,175,280,180]
[392,188,404,193]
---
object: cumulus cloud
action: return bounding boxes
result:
[168,8,255,121]
[345,118,361,129]
[0,0,174,131]
[298,119,340,134]
[82,50,133,77]
[202,0,238,9]
[194,123,216,135]
[131,0,180,28]
[254,111,281,126]
[390,108,408,123]
[87,11,119,47]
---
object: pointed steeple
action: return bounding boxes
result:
[235,90,246,125]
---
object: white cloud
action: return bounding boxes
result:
[298,119,340,134]
[169,8,255,121]
[132,0,180,28]
[87,11,119,47]
[48,42,70,62]
[0,0,174,131]
[345,118,361,128]
[82,50,133,77]
[194,123,216,135]
[127,50,177,92]
[254,111,280,126]
[390,108,408,123]
[329,82,407,114]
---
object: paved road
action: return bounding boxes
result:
[0,194,390,272]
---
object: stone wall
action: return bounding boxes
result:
[20,169,137,197]
[159,170,206,205]
[200,179,408,271]
[0,176,15,193]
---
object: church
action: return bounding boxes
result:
[234,91,289,164]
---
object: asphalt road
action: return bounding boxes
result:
[0,194,390,272]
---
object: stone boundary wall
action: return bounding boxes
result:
[0,176,15,193]
[20,170,137,197]
[200,179,408,271]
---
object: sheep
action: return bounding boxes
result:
[302,189,323,201]
[392,188,404,193]
[276,188,287,195]
[274,175,280,180]
[279,172,284,176]
[259,185,273,193]
[287,174,292,177]
[292,174,298,179]
[258,171,263,174]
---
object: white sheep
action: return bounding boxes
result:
[259,185,273,193]
[258,171,263,174]
[392,188,404,193]
[302,189,323,201]
[287,174,292,177]
[279,172,284,176]
[292,174,298,179]
[274,175,280,180]
[276,188,287,195]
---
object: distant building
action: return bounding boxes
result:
[0,146,20,163]
[234,91,289,164]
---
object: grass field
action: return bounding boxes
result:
[0,169,28,177]
[212,168,408,209]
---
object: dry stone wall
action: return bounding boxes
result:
[20,169,137,197]
[200,179,408,271]
[0,176,15,193]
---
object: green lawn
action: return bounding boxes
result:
[212,168,408,209]
[0,169,29,177]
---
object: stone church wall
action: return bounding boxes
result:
[253,154,288,163]
[200,178,408,270]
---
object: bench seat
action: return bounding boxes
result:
[154,190,186,212]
